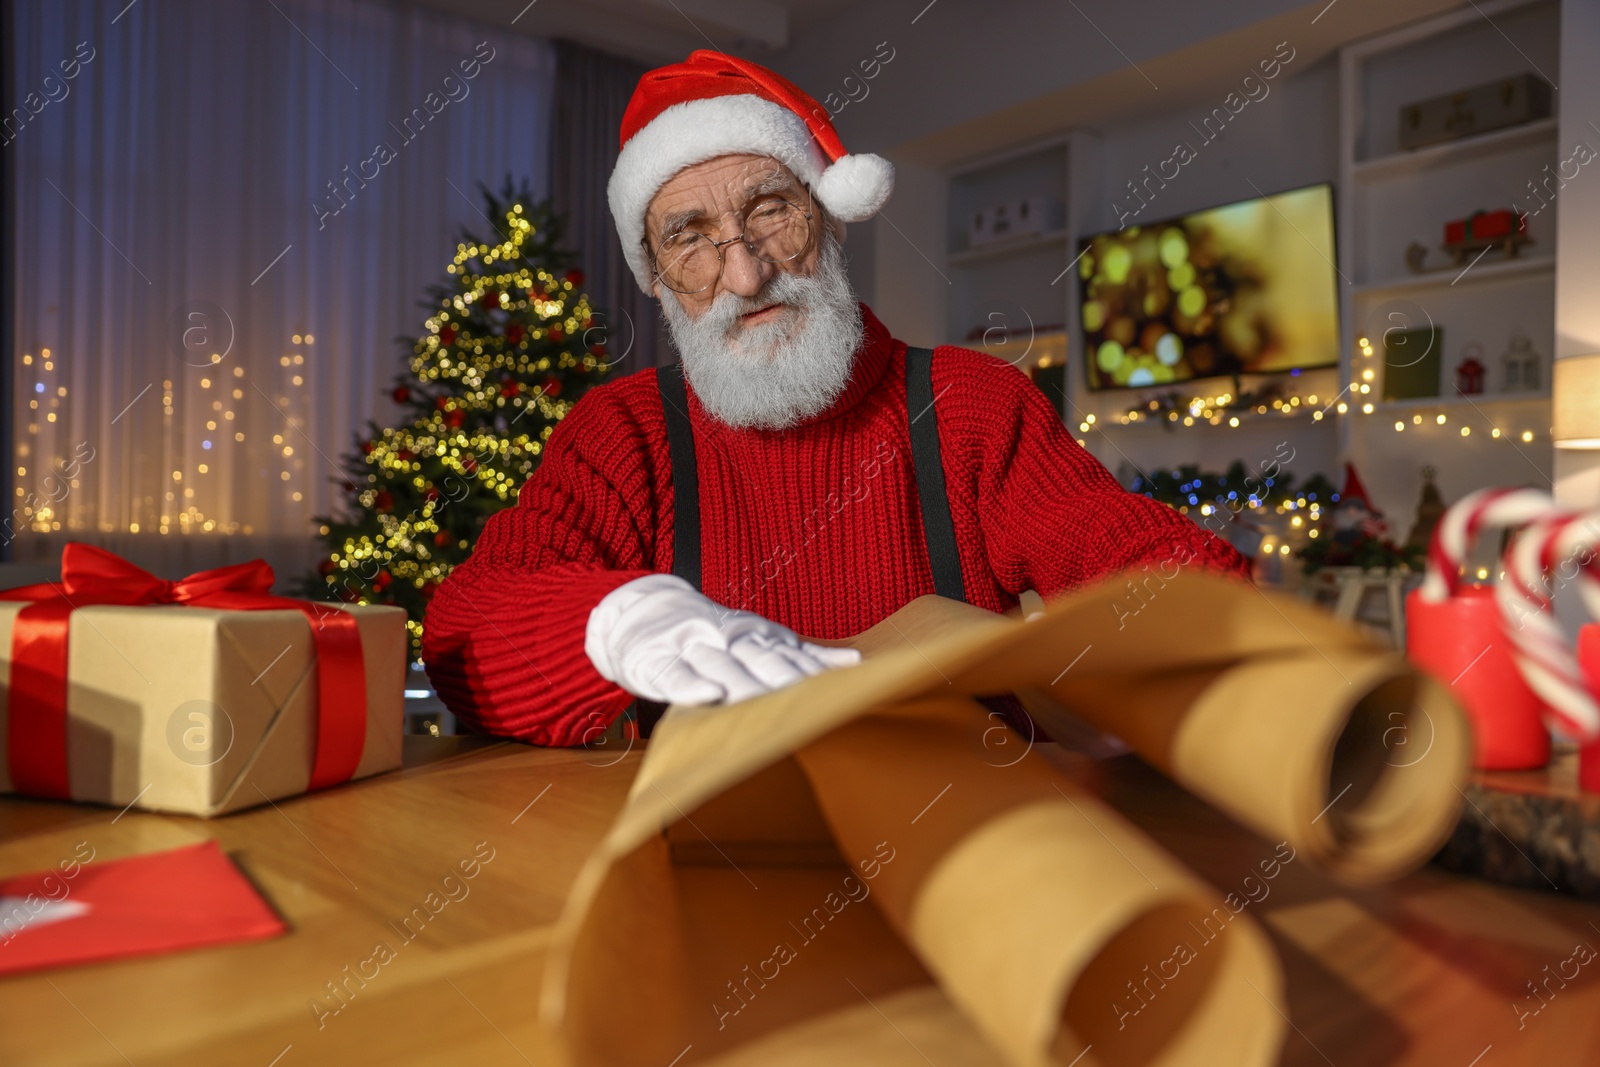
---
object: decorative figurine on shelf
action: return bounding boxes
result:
[1454,344,1485,395]
[1404,466,1447,554]
[1442,208,1531,265]
[1404,241,1430,275]
[1502,331,1542,392]
[1297,463,1421,574]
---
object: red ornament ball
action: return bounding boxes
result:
[540,376,562,399]
[318,559,337,577]
[420,579,439,602]
[462,454,478,473]
[434,396,450,410]
[480,289,499,309]
[396,449,415,462]
[499,378,519,398]
[434,530,452,547]
[438,326,456,346]
[372,571,393,593]
[360,440,374,454]
[374,490,394,512]
[565,269,584,287]
[392,385,411,404]
[505,323,525,346]
[443,408,465,428]
[424,487,441,504]
[549,326,564,342]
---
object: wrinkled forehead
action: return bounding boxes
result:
[646,155,803,239]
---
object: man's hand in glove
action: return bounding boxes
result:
[585,573,861,706]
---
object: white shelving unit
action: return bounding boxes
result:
[941,135,1072,371]
[1336,0,1558,520]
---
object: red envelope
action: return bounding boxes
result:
[0,840,286,976]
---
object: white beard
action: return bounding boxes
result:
[658,230,864,431]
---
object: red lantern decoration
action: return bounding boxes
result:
[1455,356,1485,396]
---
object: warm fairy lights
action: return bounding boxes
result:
[1091,335,1545,443]
[310,184,610,660]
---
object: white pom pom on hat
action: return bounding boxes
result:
[607,50,895,295]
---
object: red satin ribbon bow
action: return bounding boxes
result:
[1,542,368,800]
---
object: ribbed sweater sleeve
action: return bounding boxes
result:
[951,350,1252,598]
[421,385,658,747]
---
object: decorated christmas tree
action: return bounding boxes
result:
[305,178,613,660]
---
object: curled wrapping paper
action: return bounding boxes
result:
[541,569,1470,1064]
[791,698,1287,1067]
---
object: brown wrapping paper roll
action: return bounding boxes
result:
[791,698,1286,1067]
[544,696,1285,1067]
[542,570,1470,1064]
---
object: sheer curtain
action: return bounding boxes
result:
[552,38,671,376]
[7,0,555,583]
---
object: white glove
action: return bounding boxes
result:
[585,573,861,706]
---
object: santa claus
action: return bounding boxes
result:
[422,50,1250,746]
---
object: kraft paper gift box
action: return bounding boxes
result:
[0,544,405,817]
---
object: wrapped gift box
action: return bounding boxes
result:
[0,546,405,816]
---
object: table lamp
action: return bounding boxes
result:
[1554,353,1600,449]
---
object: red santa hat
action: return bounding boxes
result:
[607,50,895,295]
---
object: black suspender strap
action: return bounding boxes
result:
[629,362,700,740]
[903,346,967,604]
[657,361,701,593]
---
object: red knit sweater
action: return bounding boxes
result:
[422,303,1250,746]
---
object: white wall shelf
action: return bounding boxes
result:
[1336,0,1558,522]
[1372,392,1551,411]
[947,229,1071,267]
[1352,116,1558,182]
[1351,254,1555,297]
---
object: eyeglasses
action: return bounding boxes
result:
[644,183,815,295]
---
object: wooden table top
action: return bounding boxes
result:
[2,736,1598,1067]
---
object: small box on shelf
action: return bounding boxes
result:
[969,195,1064,250]
[1398,72,1553,151]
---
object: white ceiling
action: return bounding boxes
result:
[409,0,866,65]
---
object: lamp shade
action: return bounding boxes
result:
[1554,353,1600,449]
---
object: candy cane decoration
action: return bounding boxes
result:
[1419,487,1555,602]
[1497,509,1600,741]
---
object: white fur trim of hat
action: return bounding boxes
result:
[607,93,894,295]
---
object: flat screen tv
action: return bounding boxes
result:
[1076,183,1339,390]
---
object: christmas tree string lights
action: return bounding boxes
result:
[302,178,613,660]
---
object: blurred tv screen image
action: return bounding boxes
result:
[1077,183,1340,390]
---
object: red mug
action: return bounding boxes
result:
[1406,584,1550,770]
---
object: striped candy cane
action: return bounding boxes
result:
[1419,487,1556,602]
[1497,509,1600,741]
